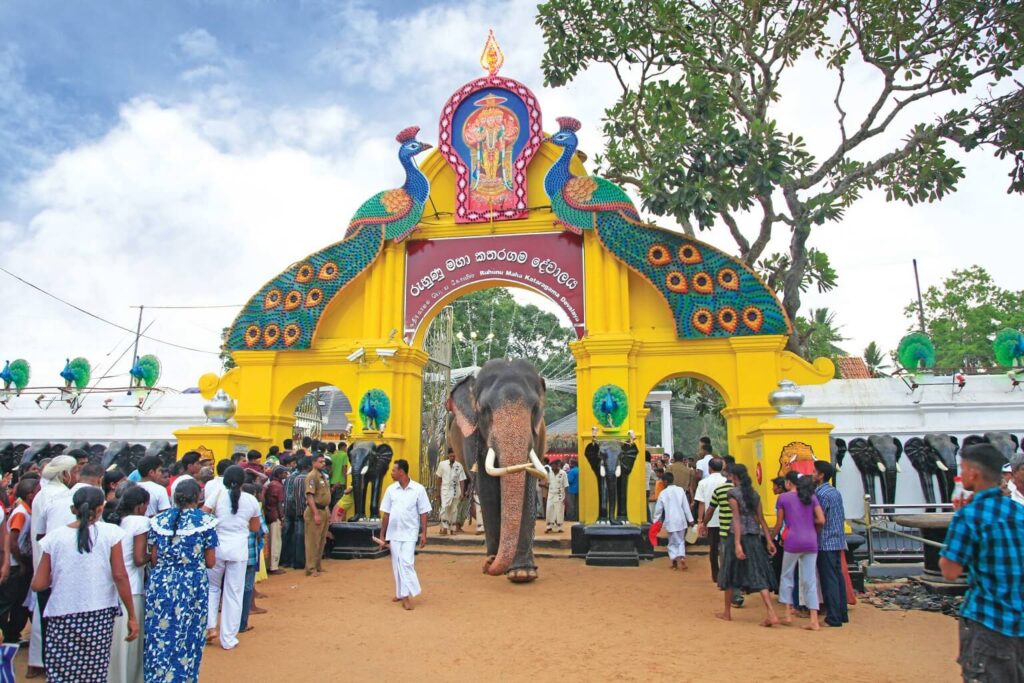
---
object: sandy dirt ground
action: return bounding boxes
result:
[189,551,957,683]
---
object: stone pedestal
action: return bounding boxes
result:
[571,524,651,566]
[328,521,389,560]
[173,425,271,464]
[892,513,966,595]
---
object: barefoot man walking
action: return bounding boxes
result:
[379,460,431,610]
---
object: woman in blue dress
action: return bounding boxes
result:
[145,479,218,683]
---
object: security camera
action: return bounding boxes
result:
[375,348,397,358]
[346,347,366,363]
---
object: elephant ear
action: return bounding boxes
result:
[893,437,903,460]
[375,443,394,461]
[448,375,478,437]
[620,442,639,470]
[584,441,600,466]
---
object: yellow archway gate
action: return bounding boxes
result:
[177,40,834,522]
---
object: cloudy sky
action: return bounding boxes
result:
[0,0,1019,391]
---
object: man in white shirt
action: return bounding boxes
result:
[137,455,171,517]
[379,459,431,611]
[204,459,231,508]
[654,472,694,570]
[170,451,202,505]
[1006,457,1024,505]
[695,457,728,582]
[543,460,569,533]
[695,440,714,480]
[434,450,466,535]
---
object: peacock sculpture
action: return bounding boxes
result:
[993,328,1024,367]
[0,359,30,396]
[225,127,433,351]
[897,332,936,371]
[359,389,391,432]
[60,357,91,391]
[129,354,162,389]
[544,117,789,339]
[592,384,628,429]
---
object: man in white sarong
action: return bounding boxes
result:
[654,472,695,570]
[434,450,466,535]
[544,460,569,533]
[379,459,431,610]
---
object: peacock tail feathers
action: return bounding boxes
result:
[594,214,790,338]
[226,223,385,351]
[897,332,936,371]
[592,384,628,429]
[343,189,420,242]
[358,389,391,429]
[993,328,1024,367]
[66,357,91,390]
[133,354,162,388]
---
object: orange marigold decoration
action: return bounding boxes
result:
[717,307,739,333]
[295,263,314,284]
[283,324,302,347]
[244,325,261,348]
[742,306,764,332]
[678,244,702,264]
[263,289,283,310]
[647,244,672,267]
[692,308,714,335]
[692,272,714,294]
[283,291,303,311]
[717,268,739,291]
[263,324,281,347]
[304,288,324,308]
[318,262,339,281]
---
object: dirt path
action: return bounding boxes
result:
[190,552,958,682]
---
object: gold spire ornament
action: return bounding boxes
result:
[480,29,504,76]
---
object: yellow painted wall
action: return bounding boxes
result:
[180,139,835,518]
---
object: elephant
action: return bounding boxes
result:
[146,440,177,469]
[102,441,132,473]
[0,442,15,476]
[847,435,902,507]
[583,437,639,524]
[19,441,51,470]
[348,440,393,521]
[830,437,848,484]
[446,358,547,583]
[983,432,1017,461]
[904,435,958,505]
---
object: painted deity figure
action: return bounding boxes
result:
[463,93,519,211]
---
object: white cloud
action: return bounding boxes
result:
[177,28,221,62]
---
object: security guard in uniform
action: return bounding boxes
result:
[304,452,332,576]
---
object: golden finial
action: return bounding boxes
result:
[480,29,504,76]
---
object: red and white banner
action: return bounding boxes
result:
[403,232,585,342]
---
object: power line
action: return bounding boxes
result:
[0,265,220,355]
[137,304,243,309]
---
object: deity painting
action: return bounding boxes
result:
[442,83,541,223]
[463,93,520,210]
[778,441,818,478]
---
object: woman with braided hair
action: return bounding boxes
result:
[145,478,218,682]
[31,486,138,682]
[106,484,150,681]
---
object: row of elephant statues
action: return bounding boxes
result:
[831,431,1019,506]
[0,440,177,475]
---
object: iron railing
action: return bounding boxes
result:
[852,495,950,565]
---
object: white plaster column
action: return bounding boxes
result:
[647,390,673,452]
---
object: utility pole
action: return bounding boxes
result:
[912,260,927,334]
[129,305,144,393]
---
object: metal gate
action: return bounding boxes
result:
[420,306,453,519]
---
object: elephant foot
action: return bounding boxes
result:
[506,567,537,583]
[482,555,496,574]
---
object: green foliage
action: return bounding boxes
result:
[537,0,1024,341]
[653,377,727,454]
[219,327,237,372]
[794,308,846,375]
[897,332,936,371]
[449,288,577,424]
[592,384,628,428]
[863,341,889,377]
[904,265,1024,370]
[993,328,1024,367]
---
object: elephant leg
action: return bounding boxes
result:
[615,479,629,524]
[369,479,380,518]
[597,479,609,523]
[507,476,538,581]
[350,479,364,522]
[477,467,502,559]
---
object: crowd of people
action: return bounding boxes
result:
[0,435,360,682]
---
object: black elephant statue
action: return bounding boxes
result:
[583,435,639,524]
[446,358,547,583]
[0,442,15,476]
[102,441,132,473]
[19,441,51,470]
[146,440,177,469]
[983,432,1017,461]
[904,434,958,505]
[847,435,902,507]
[830,437,848,484]
[348,440,393,521]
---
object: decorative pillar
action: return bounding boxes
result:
[645,389,673,452]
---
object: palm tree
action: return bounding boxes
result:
[795,307,847,361]
[863,341,890,377]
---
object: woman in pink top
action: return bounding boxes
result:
[772,474,825,630]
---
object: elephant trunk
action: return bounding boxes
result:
[485,402,532,577]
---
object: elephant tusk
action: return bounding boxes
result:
[484,448,508,477]
[896,463,903,473]
[526,467,547,480]
[528,449,546,473]
[360,465,369,476]
[877,462,887,473]
[600,464,606,478]
[936,461,949,472]
[615,464,621,478]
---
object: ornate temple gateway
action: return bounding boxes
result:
[177,34,834,522]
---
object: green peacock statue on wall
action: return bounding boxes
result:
[993,328,1024,367]
[897,332,936,371]
[544,117,789,339]
[592,384,628,429]
[359,389,391,432]
[225,126,433,351]
[0,359,30,396]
